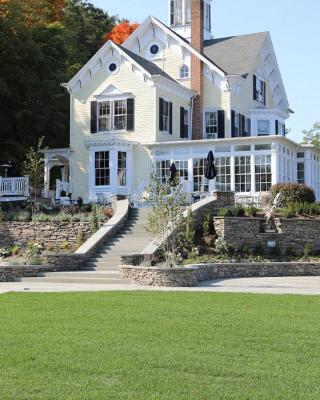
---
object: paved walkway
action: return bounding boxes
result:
[1,276,320,295]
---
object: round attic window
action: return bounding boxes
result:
[150,44,160,55]
[109,63,117,72]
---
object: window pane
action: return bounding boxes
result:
[117,152,127,186]
[255,155,272,192]
[193,158,209,192]
[95,151,110,186]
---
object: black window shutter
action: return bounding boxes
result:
[263,81,266,105]
[218,110,225,139]
[91,101,98,134]
[231,110,235,137]
[169,102,173,134]
[238,113,242,137]
[253,75,257,101]
[241,115,245,136]
[159,98,164,131]
[127,98,134,131]
[275,120,279,135]
[248,118,251,136]
[283,124,286,135]
[180,107,185,138]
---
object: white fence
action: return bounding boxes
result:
[0,177,30,197]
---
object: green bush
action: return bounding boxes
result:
[283,204,296,218]
[270,183,316,207]
[246,205,259,217]
[254,244,265,257]
[217,207,231,217]
[232,206,245,217]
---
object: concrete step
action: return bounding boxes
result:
[84,262,121,269]
[37,271,122,279]
[20,276,128,285]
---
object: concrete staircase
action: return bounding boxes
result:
[20,208,153,286]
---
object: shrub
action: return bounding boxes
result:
[246,205,258,217]
[303,244,313,260]
[214,238,234,257]
[232,205,245,217]
[270,183,316,207]
[270,244,282,258]
[60,241,71,251]
[202,212,215,246]
[283,204,296,218]
[0,247,12,258]
[254,244,265,257]
[11,244,21,255]
[217,207,232,217]
[76,230,85,248]
[91,205,99,233]
[0,207,5,222]
[25,242,43,265]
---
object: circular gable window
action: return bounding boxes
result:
[150,44,160,55]
[109,62,117,72]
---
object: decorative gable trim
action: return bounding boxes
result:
[123,16,226,78]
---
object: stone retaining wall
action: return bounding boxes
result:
[214,217,320,255]
[120,265,198,287]
[0,263,79,282]
[0,221,100,249]
[120,262,320,287]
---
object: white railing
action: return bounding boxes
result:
[0,177,30,197]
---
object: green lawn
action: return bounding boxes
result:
[1,292,320,399]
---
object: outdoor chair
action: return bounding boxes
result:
[96,192,112,207]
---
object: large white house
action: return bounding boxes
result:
[43,0,320,202]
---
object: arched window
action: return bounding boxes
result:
[180,64,189,79]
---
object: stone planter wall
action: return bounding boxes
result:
[120,262,320,287]
[0,221,100,249]
[213,217,320,256]
[120,265,198,287]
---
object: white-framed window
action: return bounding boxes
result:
[156,160,171,184]
[180,64,189,79]
[117,152,127,187]
[255,155,272,192]
[175,160,189,181]
[257,120,270,135]
[182,108,189,138]
[193,158,209,192]
[98,100,127,132]
[185,0,191,24]
[255,76,265,104]
[216,157,231,192]
[163,100,170,133]
[95,151,110,186]
[170,0,183,25]
[205,111,218,138]
[279,121,286,135]
[235,156,251,193]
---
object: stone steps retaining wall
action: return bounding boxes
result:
[121,262,320,287]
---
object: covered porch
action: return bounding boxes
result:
[41,148,71,199]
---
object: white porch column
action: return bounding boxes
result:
[230,155,235,192]
[271,142,280,186]
[250,155,255,195]
[127,149,134,194]
[88,149,95,201]
[43,159,50,199]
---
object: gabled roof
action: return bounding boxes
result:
[63,40,187,94]
[204,32,269,76]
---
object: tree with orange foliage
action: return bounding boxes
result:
[103,20,139,45]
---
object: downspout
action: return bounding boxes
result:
[190,93,197,140]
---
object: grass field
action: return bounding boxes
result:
[1,292,320,399]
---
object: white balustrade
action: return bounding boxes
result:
[0,177,29,197]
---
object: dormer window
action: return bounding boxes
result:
[170,0,191,26]
[180,64,189,79]
[253,74,266,105]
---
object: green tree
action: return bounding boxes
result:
[0,0,116,174]
[302,122,320,148]
[146,174,187,268]
[22,137,45,207]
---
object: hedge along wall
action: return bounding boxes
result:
[213,217,320,256]
[0,221,103,250]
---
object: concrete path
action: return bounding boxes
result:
[2,276,320,295]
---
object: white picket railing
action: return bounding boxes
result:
[0,177,30,197]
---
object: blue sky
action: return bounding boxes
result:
[92,0,320,142]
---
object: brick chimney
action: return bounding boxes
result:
[191,0,204,140]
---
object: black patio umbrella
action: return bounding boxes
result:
[169,162,178,184]
[205,150,217,180]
